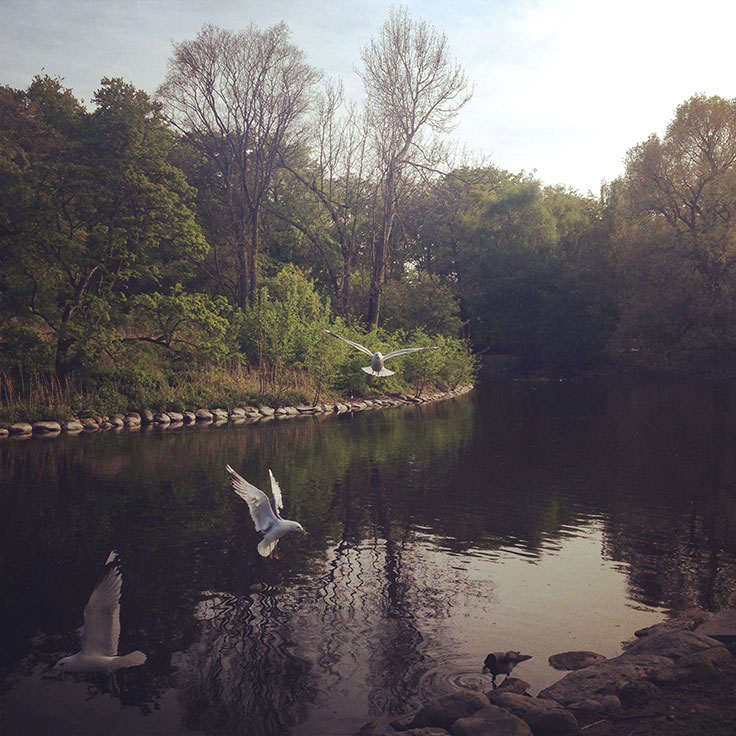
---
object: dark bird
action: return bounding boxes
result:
[483,650,532,687]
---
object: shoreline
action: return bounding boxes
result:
[0,385,474,440]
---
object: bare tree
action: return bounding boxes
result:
[157,23,321,307]
[275,79,376,319]
[359,6,472,326]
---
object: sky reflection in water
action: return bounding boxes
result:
[1,378,736,735]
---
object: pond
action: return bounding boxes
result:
[1,377,736,735]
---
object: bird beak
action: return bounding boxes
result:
[301,529,308,536]
[482,666,489,674]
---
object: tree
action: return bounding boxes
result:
[157,22,321,308]
[614,95,736,370]
[274,80,376,319]
[624,95,736,295]
[0,77,207,377]
[359,6,471,326]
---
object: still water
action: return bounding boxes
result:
[1,378,736,735]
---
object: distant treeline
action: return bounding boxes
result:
[2,12,736,419]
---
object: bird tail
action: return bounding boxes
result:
[257,538,279,557]
[117,651,147,669]
[361,365,395,377]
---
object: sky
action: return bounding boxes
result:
[1,0,735,195]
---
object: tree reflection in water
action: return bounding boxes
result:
[173,590,313,735]
[3,380,736,736]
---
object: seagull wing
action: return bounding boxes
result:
[325,329,374,357]
[226,465,279,532]
[81,551,121,657]
[383,346,439,361]
[268,469,284,518]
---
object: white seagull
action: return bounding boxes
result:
[55,551,146,693]
[325,329,438,377]
[226,465,306,558]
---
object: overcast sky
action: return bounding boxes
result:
[2,0,735,194]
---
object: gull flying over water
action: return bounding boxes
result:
[54,551,146,693]
[325,329,438,377]
[226,465,306,558]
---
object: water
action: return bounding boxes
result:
[1,377,736,735]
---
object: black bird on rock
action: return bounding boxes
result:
[483,650,532,687]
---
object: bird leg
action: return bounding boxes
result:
[491,673,497,690]
[109,672,120,696]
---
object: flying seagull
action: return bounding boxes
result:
[55,551,146,693]
[325,329,438,377]
[226,465,306,558]
[482,651,532,688]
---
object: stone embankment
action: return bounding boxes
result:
[0,386,474,440]
[363,606,736,736]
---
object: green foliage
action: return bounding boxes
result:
[128,286,234,363]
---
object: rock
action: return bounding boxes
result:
[108,416,124,427]
[450,705,533,736]
[632,621,690,639]
[211,408,228,419]
[487,692,580,735]
[548,651,607,671]
[617,679,661,707]
[410,690,490,730]
[0,427,9,437]
[284,406,299,415]
[537,653,673,707]
[335,403,350,413]
[182,411,196,423]
[488,678,530,696]
[62,419,83,432]
[80,418,99,431]
[141,409,154,424]
[230,407,246,417]
[153,412,171,424]
[403,729,451,736]
[651,645,734,684]
[123,414,141,427]
[696,609,736,644]
[9,422,33,435]
[568,695,621,715]
[390,711,419,731]
[195,408,214,421]
[622,629,724,660]
[32,421,62,433]
[258,406,275,416]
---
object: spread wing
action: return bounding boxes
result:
[226,465,279,532]
[325,329,374,357]
[383,346,439,361]
[81,551,121,657]
[268,469,284,518]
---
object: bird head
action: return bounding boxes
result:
[54,654,83,672]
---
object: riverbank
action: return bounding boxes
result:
[368,604,736,736]
[0,385,474,439]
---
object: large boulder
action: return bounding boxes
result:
[450,705,532,736]
[488,692,580,735]
[409,690,490,730]
[537,653,672,707]
[621,629,724,660]
[651,646,735,684]
[548,652,607,671]
[696,609,736,644]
